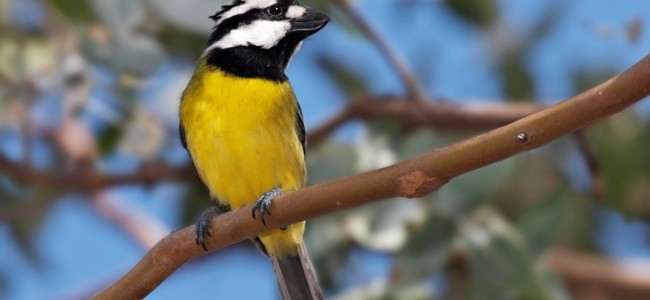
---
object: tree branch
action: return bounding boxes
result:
[307,97,542,146]
[91,191,171,249]
[92,54,650,300]
[0,157,199,192]
[546,248,650,296]
[0,159,200,222]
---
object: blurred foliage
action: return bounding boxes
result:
[49,0,94,21]
[590,114,650,220]
[319,56,368,96]
[0,0,649,299]
[460,209,552,300]
[443,0,498,27]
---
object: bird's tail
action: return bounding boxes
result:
[270,242,323,300]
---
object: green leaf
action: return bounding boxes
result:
[98,124,123,155]
[588,114,650,220]
[304,214,352,288]
[502,53,534,101]
[515,186,572,255]
[318,56,367,96]
[48,0,95,22]
[155,28,206,58]
[435,156,516,216]
[396,129,438,160]
[4,193,54,268]
[306,139,357,185]
[180,182,210,226]
[443,0,499,28]
[392,211,456,285]
[460,209,555,300]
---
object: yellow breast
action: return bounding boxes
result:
[180,63,305,209]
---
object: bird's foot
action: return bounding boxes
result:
[252,187,283,226]
[195,204,230,251]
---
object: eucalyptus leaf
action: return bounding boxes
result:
[180,182,210,226]
[435,157,516,216]
[111,35,166,75]
[305,214,353,288]
[459,209,554,300]
[48,0,94,21]
[90,0,145,32]
[393,211,456,285]
[502,53,534,101]
[397,129,438,160]
[148,0,219,34]
[306,139,357,185]
[515,186,572,255]
[319,56,368,96]
[443,0,498,28]
[344,198,425,252]
[589,114,650,220]
[98,124,123,155]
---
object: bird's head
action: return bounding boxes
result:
[203,0,330,80]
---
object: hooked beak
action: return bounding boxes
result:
[289,9,330,35]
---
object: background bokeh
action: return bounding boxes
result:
[1,0,650,299]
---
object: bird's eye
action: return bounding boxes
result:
[267,5,283,16]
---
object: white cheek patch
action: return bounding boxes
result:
[205,20,290,53]
[216,0,277,25]
[286,6,306,18]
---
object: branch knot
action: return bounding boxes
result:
[396,171,448,198]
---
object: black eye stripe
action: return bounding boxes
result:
[207,8,265,45]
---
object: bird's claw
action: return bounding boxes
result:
[252,188,283,226]
[195,205,229,251]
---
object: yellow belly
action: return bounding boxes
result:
[180,64,306,256]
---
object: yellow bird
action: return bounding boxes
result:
[179,0,329,299]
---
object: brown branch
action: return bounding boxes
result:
[0,161,199,222]
[332,0,427,102]
[0,157,199,193]
[308,97,542,146]
[546,248,650,297]
[92,54,650,300]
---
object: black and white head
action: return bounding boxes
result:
[203,0,330,81]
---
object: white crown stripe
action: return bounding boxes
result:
[203,20,290,55]
[216,0,278,25]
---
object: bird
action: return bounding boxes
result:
[178,0,329,299]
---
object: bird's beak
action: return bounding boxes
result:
[289,9,330,35]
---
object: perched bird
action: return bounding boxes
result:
[179,0,329,299]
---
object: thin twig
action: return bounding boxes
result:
[91,191,171,249]
[0,156,199,193]
[332,0,428,102]
[572,131,605,198]
[91,53,650,300]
